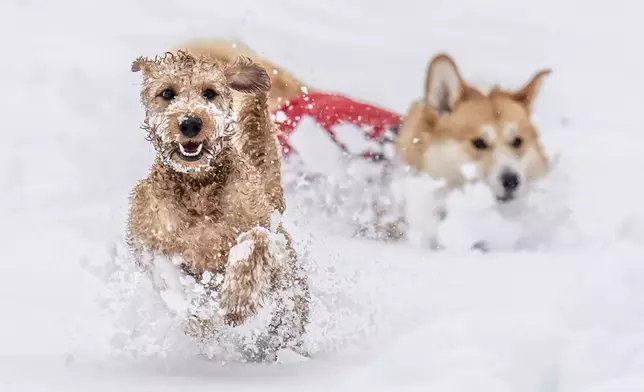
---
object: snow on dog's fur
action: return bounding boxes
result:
[364,53,552,248]
[125,51,310,360]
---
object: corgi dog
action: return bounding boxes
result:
[171,38,306,112]
[392,53,552,248]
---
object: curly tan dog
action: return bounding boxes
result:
[172,38,306,112]
[125,51,310,358]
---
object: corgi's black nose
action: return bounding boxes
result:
[179,116,202,138]
[500,171,520,191]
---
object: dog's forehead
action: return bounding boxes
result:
[450,97,530,138]
[145,58,227,84]
[491,96,529,122]
[445,100,498,138]
[479,122,519,141]
[188,70,228,87]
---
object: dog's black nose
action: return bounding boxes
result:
[179,117,202,138]
[500,171,520,191]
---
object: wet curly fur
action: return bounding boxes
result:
[171,38,307,112]
[126,50,310,358]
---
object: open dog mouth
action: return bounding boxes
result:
[177,142,204,162]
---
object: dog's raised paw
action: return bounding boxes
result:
[220,226,274,327]
[228,238,256,267]
[236,226,270,244]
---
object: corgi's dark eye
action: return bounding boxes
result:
[510,137,523,148]
[202,89,217,100]
[160,89,176,100]
[471,138,489,150]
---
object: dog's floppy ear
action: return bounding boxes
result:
[508,68,551,111]
[131,56,154,73]
[224,56,271,94]
[424,53,482,114]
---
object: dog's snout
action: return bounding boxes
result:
[179,117,203,138]
[500,171,520,191]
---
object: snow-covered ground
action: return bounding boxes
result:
[2,0,644,390]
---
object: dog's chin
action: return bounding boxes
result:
[495,193,516,204]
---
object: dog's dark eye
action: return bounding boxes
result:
[202,89,217,100]
[510,137,523,148]
[160,89,176,100]
[471,138,489,150]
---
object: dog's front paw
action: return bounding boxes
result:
[228,227,269,265]
[220,227,273,327]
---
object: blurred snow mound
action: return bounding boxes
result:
[440,153,579,251]
[283,148,578,252]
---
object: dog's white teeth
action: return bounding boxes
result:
[179,143,203,157]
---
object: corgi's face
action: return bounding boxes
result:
[420,55,551,203]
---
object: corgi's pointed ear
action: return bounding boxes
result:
[509,69,551,111]
[425,54,476,114]
[224,56,271,94]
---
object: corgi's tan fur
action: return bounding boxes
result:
[171,38,306,112]
[396,53,551,203]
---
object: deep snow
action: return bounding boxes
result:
[2,0,644,391]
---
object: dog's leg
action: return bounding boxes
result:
[125,229,149,273]
[258,225,311,361]
[235,94,286,214]
[220,226,280,327]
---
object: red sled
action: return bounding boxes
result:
[271,91,403,162]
